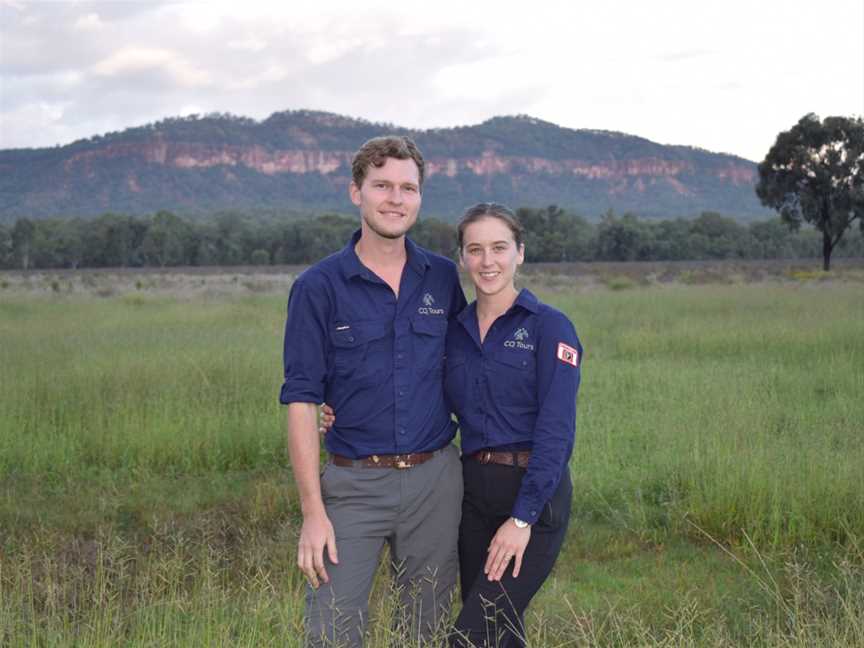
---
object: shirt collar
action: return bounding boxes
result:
[456,288,539,326]
[339,229,430,280]
[514,288,540,313]
[457,299,477,325]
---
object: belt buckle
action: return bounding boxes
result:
[395,454,410,469]
[480,451,493,464]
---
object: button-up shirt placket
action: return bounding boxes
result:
[392,261,424,451]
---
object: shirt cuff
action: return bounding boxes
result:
[279,381,323,405]
[511,498,542,526]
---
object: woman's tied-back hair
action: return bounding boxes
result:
[457,202,525,251]
[351,136,425,190]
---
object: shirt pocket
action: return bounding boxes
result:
[329,322,388,382]
[489,350,536,407]
[444,353,468,416]
[411,316,448,376]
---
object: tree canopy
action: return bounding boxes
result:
[756,113,864,270]
[1,208,861,271]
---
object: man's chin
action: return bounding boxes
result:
[364,217,415,240]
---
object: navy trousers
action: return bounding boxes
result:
[451,458,572,648]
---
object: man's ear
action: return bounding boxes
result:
[349,181,361,207]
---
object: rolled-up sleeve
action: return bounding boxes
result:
[279,274,330,405]
[511,310,582,524]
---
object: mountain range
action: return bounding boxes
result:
[0,110,772,222]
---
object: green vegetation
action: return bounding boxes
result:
[2,207,862,270]
[1,274,863,646]
[0,111,770,220]
[756,113,864,271]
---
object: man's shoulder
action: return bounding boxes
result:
[293,251,344,289]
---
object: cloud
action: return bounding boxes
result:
[73,12,103,32]
[92,48,212,87]
[658,49,712,63]
[0,0,861,161]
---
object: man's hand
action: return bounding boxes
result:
[297,508,339,588]
[286,402,336,588]
[484,518,531,581]
[318,403,336,435]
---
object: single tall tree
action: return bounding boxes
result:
[756,113,864,270]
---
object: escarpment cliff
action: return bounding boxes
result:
[0,110,767,221]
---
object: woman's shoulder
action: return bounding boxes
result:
[531,296,579,343]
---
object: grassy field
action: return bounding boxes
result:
[1,263,863,646]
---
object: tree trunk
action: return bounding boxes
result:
[822,230,832,271]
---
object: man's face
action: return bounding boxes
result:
[350,157,422,240]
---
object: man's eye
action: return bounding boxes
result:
[494,245,507,252]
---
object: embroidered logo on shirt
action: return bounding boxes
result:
[418,292,445,315]
[557,342,579,367]
[504,327,534,350]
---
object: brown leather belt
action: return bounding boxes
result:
[467,450,531,468]
[329,451,436,469]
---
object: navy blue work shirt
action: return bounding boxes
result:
[444,289,582,525]
[280,230,467,459]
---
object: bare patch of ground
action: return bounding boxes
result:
[0,258,862,298]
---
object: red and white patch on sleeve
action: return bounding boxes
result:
[556,342,579,367]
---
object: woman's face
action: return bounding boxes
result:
[460,216,524,298]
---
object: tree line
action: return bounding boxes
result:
[2,207,861,271]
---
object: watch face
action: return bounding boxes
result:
[513,517,528,528]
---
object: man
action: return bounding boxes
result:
[280,135,467,647]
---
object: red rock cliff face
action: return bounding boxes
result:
[63,141,352,176]
[62,141,756,188]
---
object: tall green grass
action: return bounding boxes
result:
[1,280,863,645]
[546,283,864,549]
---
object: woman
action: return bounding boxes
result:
[322,203,582,647]
[445,203,581,648]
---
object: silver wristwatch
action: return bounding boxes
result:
[512,517,529,529]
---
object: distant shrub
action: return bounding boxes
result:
[122,294,148,307]
[250,249,270,266]
[605,276,635,291]
[787,269,829,281]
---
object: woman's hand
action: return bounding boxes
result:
[318,403,335,435]
[485,518,531,581]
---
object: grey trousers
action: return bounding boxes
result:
[306,444,463,648]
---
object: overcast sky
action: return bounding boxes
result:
[1,0,862,161]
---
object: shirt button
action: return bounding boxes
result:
[530,510,537,516]
[348,336,355,342]
[397,353,404,360]
[398,389,405,396]
[399,427,406,435]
